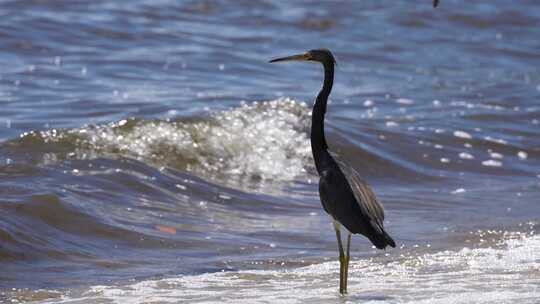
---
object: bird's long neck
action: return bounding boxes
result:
[311,61,333,174]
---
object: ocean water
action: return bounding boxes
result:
[0,0,539,303]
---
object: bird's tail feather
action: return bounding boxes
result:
[369,225,396,249]
[383,230,396,248]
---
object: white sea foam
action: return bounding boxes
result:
[453,130,472,139]
[40,233,540,304]
[458,152,474,160]
[434,128,445,134]
[396,98,414,105]
[490,152,504,159]
[482,159,502,167]
[517,151,528,160]
[484,136,508,145]
[27,98,313,183]
[451,188,466,194]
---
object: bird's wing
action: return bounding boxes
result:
[332,155,385,225]
[327,153,395,249]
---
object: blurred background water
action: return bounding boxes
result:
[0,0,539,303]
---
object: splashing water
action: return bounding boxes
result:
[15,231,538,304]
[12,98,313,186]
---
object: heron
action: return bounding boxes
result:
[269,49,395,295]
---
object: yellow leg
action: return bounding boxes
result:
[343,232,352,293]
[333,221,345,295]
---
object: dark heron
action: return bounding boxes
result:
[269,49,395,294]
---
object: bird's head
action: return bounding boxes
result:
[269,49,336,66]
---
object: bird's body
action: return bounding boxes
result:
[270,49,395,294]
[321,157,395,249]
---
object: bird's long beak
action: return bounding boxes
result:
[269,53,311,63]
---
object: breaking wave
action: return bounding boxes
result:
[7,98,314,186]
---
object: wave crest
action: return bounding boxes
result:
[14,98,313,184]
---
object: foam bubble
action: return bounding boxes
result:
[482,159,502,167]
[454,130,472,139]
[459,152,474,160]
[396,98,414,105]
[451,188,466,194]
[517,151,528,160]
[489,152,503,159]
[484,136,508,145]
[363,99,374,107]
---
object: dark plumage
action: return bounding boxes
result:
[270,49,395,294]
[327,157,395,249]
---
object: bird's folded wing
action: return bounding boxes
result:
[333,156,385,226]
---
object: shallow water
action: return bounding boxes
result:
[1,0,539,303]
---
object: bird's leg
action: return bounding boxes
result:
[343,232,352,293]
[333,221,345,295]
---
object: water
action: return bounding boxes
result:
[1,0,539,303]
